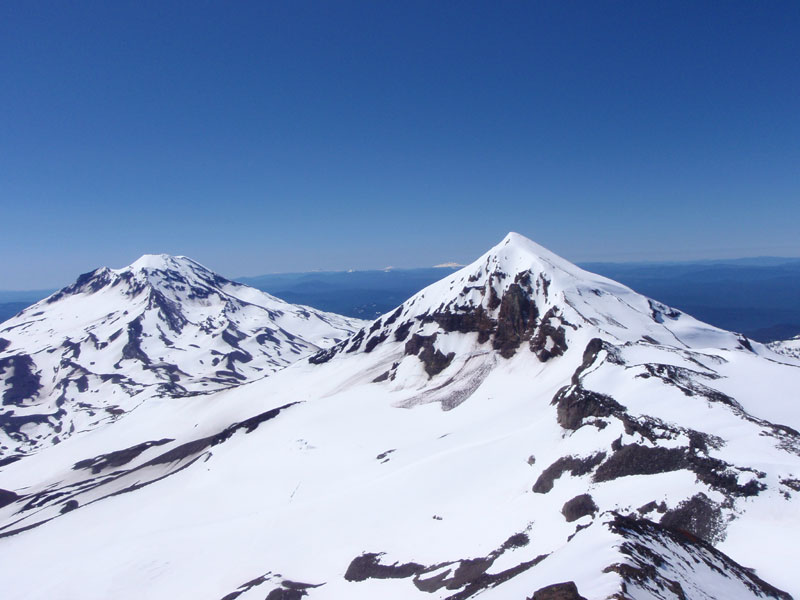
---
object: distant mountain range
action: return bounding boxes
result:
[3,256,799,342]
[2,233,799,599]
[235,258,800,342]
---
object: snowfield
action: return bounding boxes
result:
[1,234,799,599]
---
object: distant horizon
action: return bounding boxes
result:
[4,249,800,293]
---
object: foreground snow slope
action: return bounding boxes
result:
[0,254,363,457]
[1,234,799,599]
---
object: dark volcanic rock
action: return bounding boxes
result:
[255,328,281,346]
[73,438,174,474]
[394,320,413,342]
[345,541,549,600]
[0,353,42,406]
[375,268,569,362]
[529,308,568,362]
[533,453,607,494]
[608,514,792,600]
[415,557,495,593]
[561,494,598,522]
[372,370,390,383]
[0,488,20,508]
[660,493,726,544]
[364,331,388,353]
[405,334,455,378]
[426,304,495,344]
[551,338,625,430]
[501,532,530,550]
[74,374,89,393]
[553,385,624,431]
[219,574,322,600]
[147,288,187,333]
[637,501,667,515]
[594,442,766,498]
[264,581,322,600]
[385,307,403,326]
[0,409,64,443]
[221,327,246,348]
[493,283,539,358]
[119,317,150,365]
[47,267,113,303]
[344,553,424,582]
[594,445,686,482]
[781,478,800,492]
[265,589,304,600]
[390,274,564,372]
[308,344,340,365]
[345,329,366,353]
[404,333,430,357]
[529,581,588,600]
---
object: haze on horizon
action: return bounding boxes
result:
[2,1,799,289]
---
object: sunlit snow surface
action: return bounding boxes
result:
[1,235,799,600]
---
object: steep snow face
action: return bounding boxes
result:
[0,254,364,457]
[1,235,799,600]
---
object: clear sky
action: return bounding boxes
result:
[1,1,798,288]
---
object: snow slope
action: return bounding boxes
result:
[0,254,364,457]
[0,234,798,600]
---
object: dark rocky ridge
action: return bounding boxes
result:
[72,438,174,474]
[532,452,607,494]
[311,268,571,379]
[594,443,765,499]
[540,334,776,546]
[551,337,625,430]
[218,572,323,600]
[345,531,546,600]
[529,582,588,600]
[606,514,793,600]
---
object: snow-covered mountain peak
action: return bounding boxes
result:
[312,233,748,387]
[481,232,654,313]
[0,255,364,457]
[120,253,215,285]
[493,231,580,274]
[126,253,193,271]
[121,253,225,285]
[2,237,800,600]
[46,253,287,315]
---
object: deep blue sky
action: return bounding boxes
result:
[2,1,799,288]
